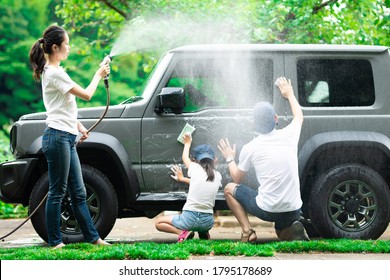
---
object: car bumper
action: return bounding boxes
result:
[0,158,38,204]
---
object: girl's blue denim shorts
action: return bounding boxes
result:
[172,210,214,232]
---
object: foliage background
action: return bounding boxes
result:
[0,0,389,216]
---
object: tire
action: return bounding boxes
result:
[300,218,321,238]
[29,165,118,244]
[308,164,390,239]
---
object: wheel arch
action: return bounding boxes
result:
[76,132,140,211]
[299,131,390,213]
[26,132,140,211]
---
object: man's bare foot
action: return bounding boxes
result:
[52,243,65,249]
[92,238,111,245]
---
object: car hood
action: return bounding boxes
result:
[19,105,126,120]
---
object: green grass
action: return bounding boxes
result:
[0,202,28,219]
[1,239,390,260]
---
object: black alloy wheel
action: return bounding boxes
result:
[309,164,390,239]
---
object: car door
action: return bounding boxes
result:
[141,49,284,199]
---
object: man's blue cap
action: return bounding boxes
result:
[192,144,215,161]
[253,102,276,134]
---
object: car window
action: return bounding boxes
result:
[297,59,375,107]
[166,56,273,112]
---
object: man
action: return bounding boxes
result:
[218,77,309,242]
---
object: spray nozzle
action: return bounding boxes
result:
[100,55,113,66]
[100,55,113,86]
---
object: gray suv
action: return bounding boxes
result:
[1,44,390,242]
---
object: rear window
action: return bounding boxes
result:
[167,56,273,112]
[297,59,375,107]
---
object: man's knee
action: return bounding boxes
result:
[224,183,238,196]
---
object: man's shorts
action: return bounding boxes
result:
[233,184,301,231]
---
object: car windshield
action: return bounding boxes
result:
[120,56,162,105]
[121,96,144,104]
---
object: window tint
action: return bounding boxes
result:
[297,59,375,107]
[167,56,273,112]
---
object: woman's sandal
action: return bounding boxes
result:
[241,229,257,243]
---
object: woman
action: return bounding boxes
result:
[29,25,110,248]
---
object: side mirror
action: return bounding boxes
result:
[154,87,185,114]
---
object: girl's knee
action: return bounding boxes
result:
[155,219,161,230]
[155,215,172,230]
[155,216,163,227]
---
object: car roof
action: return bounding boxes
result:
[170,44,388,53]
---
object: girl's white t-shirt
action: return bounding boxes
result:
[42,65,78,135]
[183,162,222,214]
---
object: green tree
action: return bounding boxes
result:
[0,0,53,130]
[53,0,390,105]
[2,0,389,128]
[0,0,56,217]
[251,0,390,45]
[56,0,390,48]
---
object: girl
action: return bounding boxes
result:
[155,133,222,242]
[29,25,110,248]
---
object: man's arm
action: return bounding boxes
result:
[276,77,303,125]
[218,138,246,183]
[226,161,246,184]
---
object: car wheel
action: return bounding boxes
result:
[309,164,390,239]
[29,164,118,244]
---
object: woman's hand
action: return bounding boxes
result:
[96,64,110,79]
[77,122,89,143]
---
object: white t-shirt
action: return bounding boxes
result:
[237,119,302,212]
[183,162,222,214]
[42,65,78,135]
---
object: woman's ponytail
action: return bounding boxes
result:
[29,26,66,82]
[29,38,46,81]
